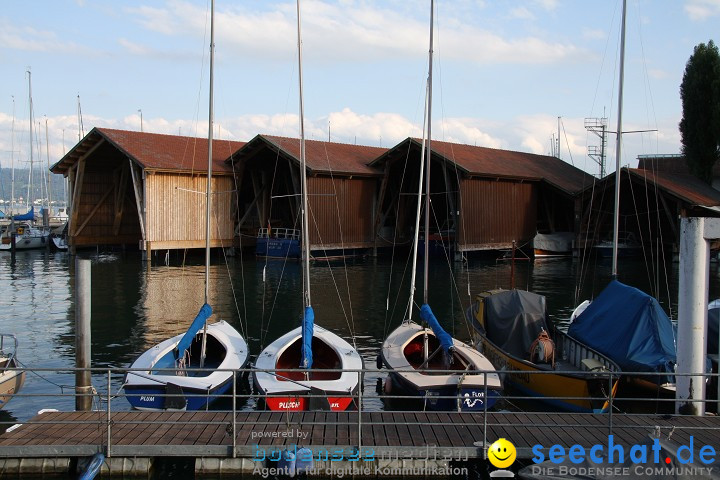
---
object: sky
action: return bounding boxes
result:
[1,0,719,178]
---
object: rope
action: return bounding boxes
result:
[306,198,356,347]
[383,140,415,336]
[321,141,358,348]
[15,359,74,392]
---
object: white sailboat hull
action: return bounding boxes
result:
[0,334,25,409]
[0,357,25,410]
[253,325,363,411]
[381,321,502,411]
[0,224,49,251]
[124,320,249,411]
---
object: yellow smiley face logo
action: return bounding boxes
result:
[488,438,516,469]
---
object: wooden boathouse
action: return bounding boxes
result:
[370,138,593,253]
[228,134,386,253]
[49,128,245,256]
[577,158,720,252]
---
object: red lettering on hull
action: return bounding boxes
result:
[265,396,354,411]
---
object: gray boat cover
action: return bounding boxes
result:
[483,289,548,359]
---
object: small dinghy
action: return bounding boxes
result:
[252,2,363,411]
[124,5,249,411]
[124,304,248,411]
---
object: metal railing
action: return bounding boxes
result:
[0,365,718,460]
[257,228,301,240]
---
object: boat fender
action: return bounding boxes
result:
[16,227,23,235]
[376,354,383,369]
[529,329,555,367]
[384,376,392,394]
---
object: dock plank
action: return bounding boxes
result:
[0,410,718,460]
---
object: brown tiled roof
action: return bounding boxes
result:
[230,135,385,176]
[371,138,594,195]
[51,127,245,174]
[628,168,720,207]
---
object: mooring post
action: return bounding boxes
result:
[76,257,93,411]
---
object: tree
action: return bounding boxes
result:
[679,40,720,185]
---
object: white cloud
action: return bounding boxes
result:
[123,1,589,66]
[534,0,560,11]
[685,0,720,20]
[582,28,607,41]
[0,106,683,178]
[0,20,84,53]
[509,7,534,20]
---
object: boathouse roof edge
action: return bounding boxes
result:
[226,134,386,177]
[369,137,593,195]
[51,127,245,175]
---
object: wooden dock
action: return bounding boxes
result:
[1,410,718,461]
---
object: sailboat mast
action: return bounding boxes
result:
[205,0,215,304]
[611,0,627,278]
[423,0,434,304]
[27,70,34,211]
[10,97,15,215]
[46,118,52,213]
[297,0,311,307]
[199,0,215,368]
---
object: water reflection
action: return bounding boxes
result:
[2,248,720,423]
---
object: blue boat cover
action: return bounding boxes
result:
[12,206,34,221]
[174,303,212,361]
[708,306,719,357]
[300,305,314,369]
[568,280,676,381]
[0,210,4,218]
[420,304,454,354]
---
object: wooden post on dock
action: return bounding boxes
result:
[75,257,93,411]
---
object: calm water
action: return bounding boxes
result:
[2,246,720,427]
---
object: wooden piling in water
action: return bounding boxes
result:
[75,258,92,411]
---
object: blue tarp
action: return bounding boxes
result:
[174,303,212,361]
[568,280,676,382]
[420,303,454,354]
[300,305,314,369]
[12,206,34,221]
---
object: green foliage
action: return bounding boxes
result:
[679,40,720,185]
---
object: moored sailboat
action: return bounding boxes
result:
[568,0,679,400]
[379,0,501,412]
[0,71,50,251]
[252,0,363,412]
[123,0,249,411]
[0,214,49,251]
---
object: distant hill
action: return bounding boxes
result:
[0,167,67,205]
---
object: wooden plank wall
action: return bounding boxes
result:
[458,179,537,251]
[308,177,376,250]
[145,172,234,250]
